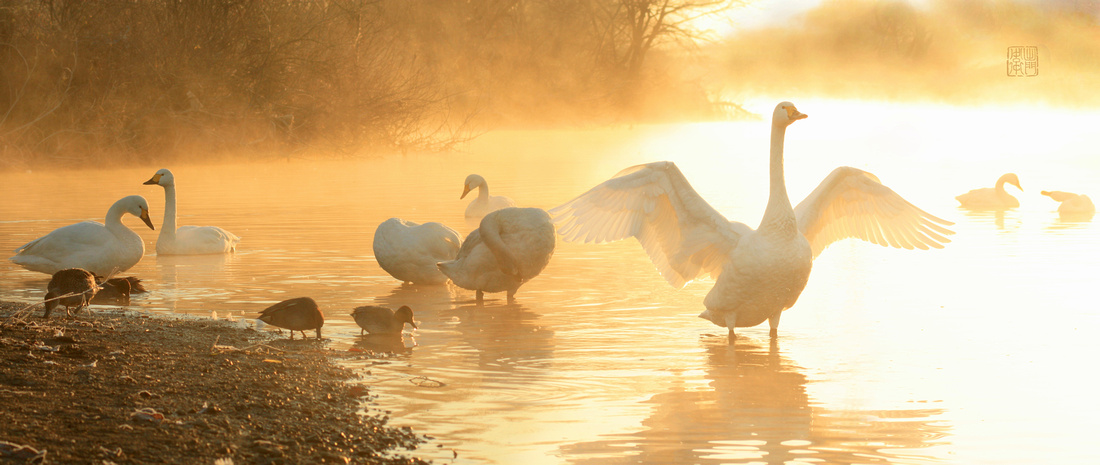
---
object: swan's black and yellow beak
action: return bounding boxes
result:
[140,208,156,230]
[786,106,808,121]
[143,173,163,185]
[460,185,472,199]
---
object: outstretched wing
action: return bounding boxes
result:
[549,161,746,288]
[795,166,954,258]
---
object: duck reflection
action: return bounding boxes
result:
[353,333,415,355]
[563,337,949,464]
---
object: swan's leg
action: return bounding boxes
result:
[768,311,782,338]
[725,312,738,343]
[507,289,516,304]
[476,290,484,303]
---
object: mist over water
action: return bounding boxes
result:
[3,100,1100,463]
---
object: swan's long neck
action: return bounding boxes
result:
[161,184,178,240]
[104,202,132,238]
[995,177,1008,193]
[477,182,490,202]
[758,123,797,236]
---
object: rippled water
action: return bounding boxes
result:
[2,100,1099,464]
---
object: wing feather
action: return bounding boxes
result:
[795,166,954,258]
[549,161,744,288]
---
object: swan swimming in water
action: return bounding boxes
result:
[1042,190,1095,219]
[461,174,516,218]
[550,102,954,340]
[956,173,1023,210]
[10,195,156,276]
[373,218,461,285]
[438,207,556,303]
[144,168,240,255]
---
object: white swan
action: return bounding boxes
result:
[550,102,954,339]
[956,173,1022,209]
[143,168,240,254]
[438,207,556,302]
[1041,190,1095,218]
[10,195,155,276]
[461,174,516,218]
[373,218,461,285]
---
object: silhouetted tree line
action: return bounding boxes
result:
[0,0,739,168]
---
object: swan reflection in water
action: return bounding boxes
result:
[562,337,950,464]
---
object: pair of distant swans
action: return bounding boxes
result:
[379,102,953,339]
[958,173,1094,218]
[10,169,239,276]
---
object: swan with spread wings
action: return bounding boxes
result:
[549,102,954,340]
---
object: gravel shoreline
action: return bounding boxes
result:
[0,301,430,465]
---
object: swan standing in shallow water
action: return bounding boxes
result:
[956,173,1023,209]
[10,195,155,276]
[550,102,954,340]
[1042,190,1095,219]
[462,174,516,218]
[144,169,240,255]
[438,207,556,303]
[373,218,461,285]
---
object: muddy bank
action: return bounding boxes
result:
[0,301,430,464]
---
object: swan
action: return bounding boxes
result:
[956,173,1022,209]
[351,305,417,335]
[438,207,556,303]
[1041,190,1095,218]
[143,168,240,254]
[462,174,516,218]
[373,218,461,285]
[43,268,98,318]
[10,195,155,276]
[550,102,954,339]
[257,297,324,340]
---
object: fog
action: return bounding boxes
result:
[0,0,1096,169]
[715,0,1100,105]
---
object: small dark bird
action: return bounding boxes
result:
[95,275,146,293]
[351,305,417,336]
[44,268,98,318]
[92,277,131,305]
[257,297,324,340]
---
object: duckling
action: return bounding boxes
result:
[351,305,417,336]
[257,297,324,340]
[43,268,98,318]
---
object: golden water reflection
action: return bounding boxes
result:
[563,338,949,464]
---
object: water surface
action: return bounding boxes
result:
[2,100,1099,464]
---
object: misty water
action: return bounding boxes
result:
[3,99,1099,464]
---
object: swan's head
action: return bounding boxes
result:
[395,305,418,329]
[998,173,1023,191]
[143,168,175,187]
[772,101,808,127]
[119,195,156,230]
[461,174,487,199]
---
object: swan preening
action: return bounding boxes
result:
[956,173,1023,210]
[1042,190,1095,219]
[144,168,240,255]
[438,207,556,303]
[373,218,461,285]
[462,174,517,218]
[10,195,155,276]
[550,102,954,339]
